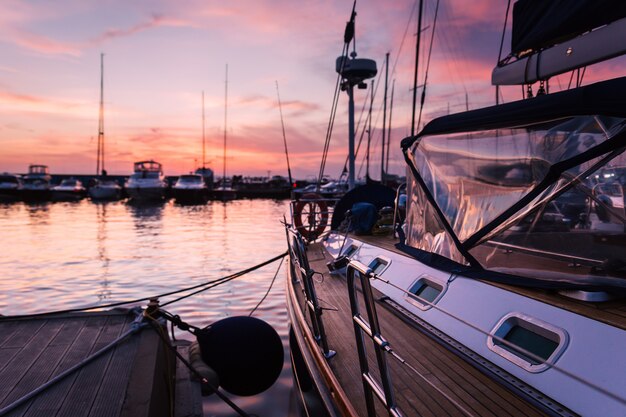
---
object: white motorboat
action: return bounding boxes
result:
[172,174,208,204]
[21,165,51,202]
[51,178,86,201]
[0,173,22,203]
[125,160,168,202]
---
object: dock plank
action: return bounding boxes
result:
[53,315,130,417]
[0,320,64,407]
[17,317,103,417]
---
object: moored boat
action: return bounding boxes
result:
[125,160,168,202]
[0,173,22,203]
[172,173,209,204]
[51,178,86,201]
[88,53,122,202]
[285,3,626,417]
[21,164,52,202]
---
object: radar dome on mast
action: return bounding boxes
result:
[336,55,377,85]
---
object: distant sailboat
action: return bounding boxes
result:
[194,90,214,191]
[89,53,122,201]
[213,64,237,201]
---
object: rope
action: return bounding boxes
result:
[249,257,283,317]
[0,309,147,416]
[370,274,626,407]
[0,252,287,320]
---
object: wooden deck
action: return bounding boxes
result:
[0,309,202,417]
[291,242,553,417]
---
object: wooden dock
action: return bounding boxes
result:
[0,309,202,417]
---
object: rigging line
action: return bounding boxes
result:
[370,275,626,406]
[318,4,355,187]
[416,0,439,130]
[249,257,284,317]
[497,0,512,64]
[0,252,287,320]
[275,81,293,186]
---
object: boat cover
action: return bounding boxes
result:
[401,77,626,290]
[511,0,626,56]
[402,77,626,142]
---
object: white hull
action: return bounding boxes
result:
[126,186,166,201]
[89,184,121,201]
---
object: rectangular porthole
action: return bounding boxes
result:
[488,313,568,373]
[368,257,390,275]
[343,245,358,258]
[406,276,446,311]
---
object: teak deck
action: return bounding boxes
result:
[292,242,551,417]
[0,309,201,417]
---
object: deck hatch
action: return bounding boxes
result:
[488,313,569,373]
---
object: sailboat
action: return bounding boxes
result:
[285,2,626,417]
[213,64,237,201]
[194,91,215,191]
[173,92,211,204]
[88,53,122,201]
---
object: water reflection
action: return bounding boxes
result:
[0,199,292,416]
[96,203,112,301]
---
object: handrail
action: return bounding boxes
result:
[286,226,336,359]
[346,260,402,417]
[392,182,407,239]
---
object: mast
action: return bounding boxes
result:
[97,53,105,176]
[366,79,373,180]
[381,52,389,184]
[202,91,206,168]
[386,79,395,175]
[411,0,424,137]
[275,81,293,186]
[223,64,228,186]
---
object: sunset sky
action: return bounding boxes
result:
[1,0,623,179]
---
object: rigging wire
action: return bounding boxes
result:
[276,81,293,186]
[249,257,284,317]
[318,1,356,188]
[0,252,287,320]
[416,0,439,130]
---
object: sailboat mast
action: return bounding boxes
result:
[386,79,395,174]
[381,52,389,183]
[202,91,206,168]
[97,53,105,176]
[275,81,293,186]
[411,0,424,137]
[223,64,228,185]
[366,79,373,179]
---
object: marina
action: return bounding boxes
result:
[2,0,626,416]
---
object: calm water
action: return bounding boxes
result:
[0,199,294,417]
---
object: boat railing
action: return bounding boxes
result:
[285,226,336,359]
[392,182,407,239]
[346,260,402,417]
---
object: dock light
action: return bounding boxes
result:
[195,316,283,396]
